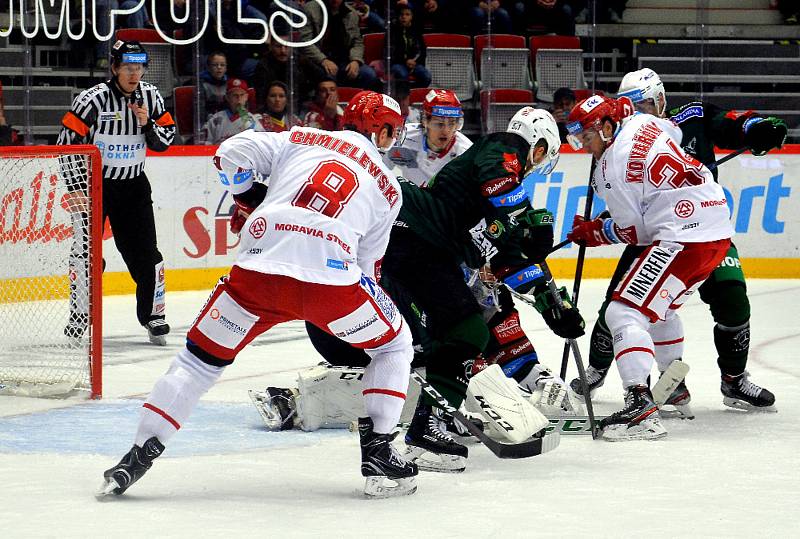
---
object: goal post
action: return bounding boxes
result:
[0,145,103,398]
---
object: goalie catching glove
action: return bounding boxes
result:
[743,116,788,156]
[531,285,585,339]
[229,181,268,234]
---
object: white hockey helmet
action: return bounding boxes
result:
[507,107,561,175]
[617,68,667,117]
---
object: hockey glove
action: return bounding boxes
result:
[567,215,622,247]
[516,208,555,263]
[743,116,788,156]
[532,286,585,339]
[230,182,268,235]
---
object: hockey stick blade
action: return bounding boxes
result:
[546,416,609,436]
[410,371,560,459]
[651,360,690,406]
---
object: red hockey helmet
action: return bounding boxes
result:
[344,91,406,151]
[422,89,464,129]
[566,95,634,150]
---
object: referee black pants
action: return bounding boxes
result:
[103,173,165,326]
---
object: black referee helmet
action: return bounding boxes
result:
[110,40,149,68]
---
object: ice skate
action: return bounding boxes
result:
[249,387,298,430]
[358,417,418,498]
[96,437,165,499]
[145,318,170,346]
[568,365,609,402]
[600,385,667,441]
[721,371,777,412]
[435,407,484,438]
[404,403,468,473]
[658,379,695,420]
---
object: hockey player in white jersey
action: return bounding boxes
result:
[565,95,733,441]
[98,91,420,499]
[384,89,473,187]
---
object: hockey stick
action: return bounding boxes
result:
[410,371,561,459]
[707,147,747,172]
[506,262,599,440]
[558,162,595,380]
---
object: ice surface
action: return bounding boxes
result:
[1,281,798,538]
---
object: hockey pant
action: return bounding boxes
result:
[605,239,730,388]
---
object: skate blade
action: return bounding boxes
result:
[95,478,121,500]
[148,333,167,346]
[405,446,466,473]
[248,390,285,430]
[723,397,778,413]
[363,476,417,499]
[601,418,667,442]
[659,403,695,420]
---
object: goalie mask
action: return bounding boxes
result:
[506,107,561,175]
[617,68,667,117]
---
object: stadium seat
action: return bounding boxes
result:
[423,34,476,101]
[336,86,362,107]
[115,29,177,101]
[480,89,534,135]
[363,33,386,65]
[474,34,530,91]
[529,35,584,103]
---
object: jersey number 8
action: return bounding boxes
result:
[292,160,359,218]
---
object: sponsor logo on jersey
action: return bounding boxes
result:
[359,274,397,325]
[274,222,322,237]
[493,312,524,343]
[671,105,704,124]
[502,152,522,175]
[491,183,527,207]
[99,112,123,122]
[674,199,695,218]
[326,259,348,270]
[625,121,663,183]
[481,175,517,196]
[624,246,675,301]
[700,198,727,208]
[249,217,267,238]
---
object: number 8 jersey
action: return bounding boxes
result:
[594,113,733,245]
[215,127,402,286]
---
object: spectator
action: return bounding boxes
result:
[512,0,575,36]
[390,6,432,88]
[469,1,512,35]
[415,0,465,33]
[200,52,229,118]
[551,87,575,142]
[252,35,318,112]
[303,78,345,130]
[118,0,152,28]
[573,0,627,23]
[258,81,304,132]
[299,0,381,91]
[201,78,263,144]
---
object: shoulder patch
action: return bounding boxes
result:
[670,104,704,124]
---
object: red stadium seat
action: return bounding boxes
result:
[173,86,194,137]
[480,89,534,134]
[409,87,433,105]
[423,33,471,48]
[115,28,166,44]
[363,33,386,65]
[474,34,525,68]
[529,35,580,70]
[336,86,362,106]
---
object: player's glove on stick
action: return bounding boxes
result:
[517,208,554,263]
[230,182,268,234]
[743,116,788,156]
[532,285,585,339]
[567,214,623,247]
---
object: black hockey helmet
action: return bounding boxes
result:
[110,40,149,68]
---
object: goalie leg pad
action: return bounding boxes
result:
[465,364,549,443]
[295,364,368,431]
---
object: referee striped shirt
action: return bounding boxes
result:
[57,79,175,182]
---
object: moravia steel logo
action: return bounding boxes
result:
[674,199,694,218]
[249,217,267,238]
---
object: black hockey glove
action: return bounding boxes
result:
[516,208,554,264]
[743,116,788,156]
[532,285,585,339]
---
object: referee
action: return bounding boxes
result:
[58,40,175,345]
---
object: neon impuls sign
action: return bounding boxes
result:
[0,0,327,47]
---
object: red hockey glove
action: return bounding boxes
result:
[567,215,621,247]
[229,182,268,235]
[230,198,255,235]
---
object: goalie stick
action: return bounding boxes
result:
[410,371,560,459]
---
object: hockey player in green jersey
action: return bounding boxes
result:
[570,68,785,416]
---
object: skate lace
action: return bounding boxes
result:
[428,415,456,443]
[738,374,762,398]
[587,367,606,385]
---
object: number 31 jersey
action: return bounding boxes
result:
[594,113,733,245]
[215,127,402,286]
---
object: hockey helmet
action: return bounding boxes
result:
[566,95,634,150]
[343,91,406,151]
[506,107,561,175]
[422,89,464,130]
[617,68,666,117]
[110,40,149,67]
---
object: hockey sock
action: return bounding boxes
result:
[700,261,751,376]
[363,326,413,434]
[589,300,615,371]
[714,322,750,376]
[650,314,684,372]
[135,347,224,446]
[605,301,655,388]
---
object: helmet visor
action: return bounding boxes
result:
[566,120,588,150]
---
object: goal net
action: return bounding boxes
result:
[0,145,102,398]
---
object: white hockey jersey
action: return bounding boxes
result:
[215,127,402,286]
[384,122,473,187]
[593,113,733,245]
